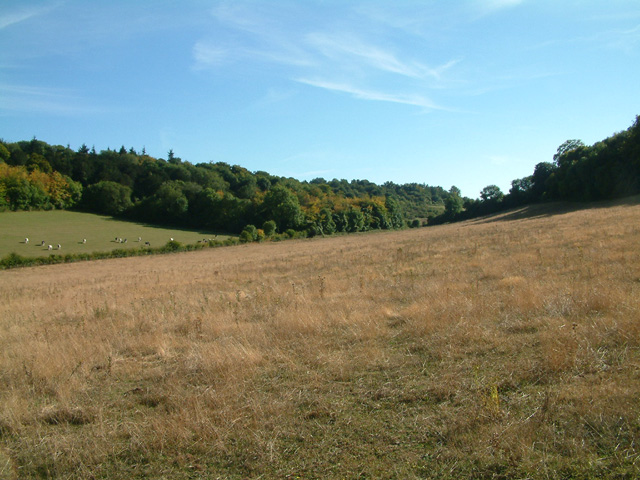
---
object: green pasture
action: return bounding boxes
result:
[0,210,232,258]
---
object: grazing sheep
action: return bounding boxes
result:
[138,237,142,242]
[41,241,45,246]
[83,238,86,244]
[57,244,61,250]
[25,238,29,244]
[144,241,151,246]
[48,245,52,250]
[170,238,174,242]
[124,238,127,243]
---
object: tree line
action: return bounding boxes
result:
[0,141,446,236]
[1,114,638,234]
[433,115,640,223]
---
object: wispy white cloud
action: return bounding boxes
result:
[196,4,463,111]
[0,3,59,30]
[306,32,422,78]
[203,2,314,68]
[0,83,116,116]
[305,32,460,81]
[193,42,228,68]
[296,78,446,111]
[599,23,640,53]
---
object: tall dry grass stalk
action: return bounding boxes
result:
[1,199,639,478]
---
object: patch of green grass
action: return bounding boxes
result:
[0,210,232,258]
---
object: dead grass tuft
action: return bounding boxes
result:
[39,405,93,426]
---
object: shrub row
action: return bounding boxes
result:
[0,237,240,270]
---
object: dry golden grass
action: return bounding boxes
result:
[1,198,639,479]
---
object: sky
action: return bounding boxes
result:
[1,1,639,199]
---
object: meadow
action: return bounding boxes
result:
[0,210,230,258]
[0,198,639,479]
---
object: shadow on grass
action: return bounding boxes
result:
[101,216,229,237]
[467,195,640,225]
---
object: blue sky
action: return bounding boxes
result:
[1,1,639,198]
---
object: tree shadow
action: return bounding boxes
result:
[101,216,229,236]
[466,195,640,225]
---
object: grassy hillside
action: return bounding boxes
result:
[0,210,231,258]
[0,198,639,479]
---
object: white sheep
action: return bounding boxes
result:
[170,238,174,242]
[25,237,29,244]
[83,238,86,244]
[138,237,142,242]
[57,244,61,250]
[48,245,52,250]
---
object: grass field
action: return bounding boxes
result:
[0,210,231,257]
[0,198,639,478]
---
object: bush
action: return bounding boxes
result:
[263,220,277,237]
[0,252,27,269]
[162,240,183,252]
[240,224,258,243]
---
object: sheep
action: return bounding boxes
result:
[25,238,29,244]
[57,244,61,250]
[83,238,86,244]
[41,241,45,246]
[144,241,151,247]
[138,237,142,242]
[48,245,52,250]
[170,238,174,242]
[124,238,127,243]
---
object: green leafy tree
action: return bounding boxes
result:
[385,195,404,229]
[82,181,133,215]
[444,193,464,217]
[317,208,337,235]
[261,185,304,231]
[449,185,461,197]
[262,220,277,237]
[239,224,258,242]
[26,153,52,173]
[480,185,504,202]
[0,143,10,162]
[553,139,585,165]
[153,182,189,223]
[3,177,44,210]
[345,207,365,232]
[531,162,557,200]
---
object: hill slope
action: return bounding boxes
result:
[0,198,639,478]
[0,210,231,258]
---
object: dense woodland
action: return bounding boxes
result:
[1,115,639,236]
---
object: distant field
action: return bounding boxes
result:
[0,210,232,257]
